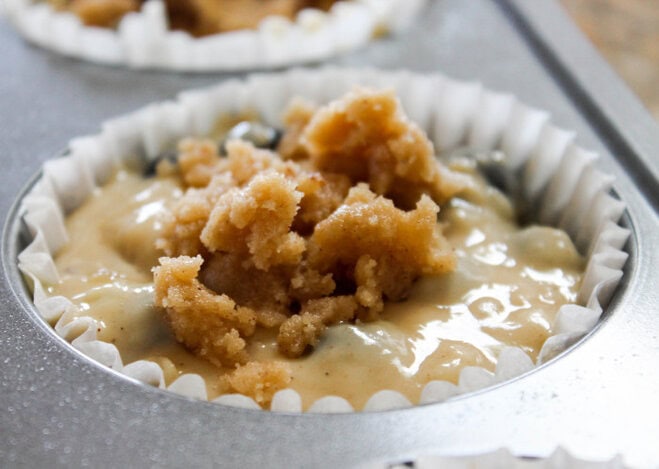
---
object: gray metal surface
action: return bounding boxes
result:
[1,1,657,468]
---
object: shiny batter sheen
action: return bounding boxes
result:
[49,169,583,409]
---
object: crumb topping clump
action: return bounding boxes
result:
[49,0,340,36]
[153,88,464,402]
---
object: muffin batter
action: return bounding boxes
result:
[47,89,584,409]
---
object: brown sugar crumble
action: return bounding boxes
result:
[152,88,465,405]
[48,0,340,36]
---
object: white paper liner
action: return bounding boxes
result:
[17,67,630,414]
[3,0,426,71]
[362,447,627,469]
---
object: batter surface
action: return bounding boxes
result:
[49,167,582,408]
[47,89,583,409]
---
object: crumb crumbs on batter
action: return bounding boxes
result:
[49,0,340,36]
[152,87,465,403]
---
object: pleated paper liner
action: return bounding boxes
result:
[17,68,629,413]
[362,447,626,469]
[3,0,426,71]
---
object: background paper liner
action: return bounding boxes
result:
[3,0,426,71]
[17,68,629,413]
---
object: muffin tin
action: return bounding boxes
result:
[1,0,657,467]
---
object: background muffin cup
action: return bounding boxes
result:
[3,0,427,71]
[17,67,629,413]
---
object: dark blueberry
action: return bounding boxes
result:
[219,121,282,156]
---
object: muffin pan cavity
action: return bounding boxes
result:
[11,68,630,412]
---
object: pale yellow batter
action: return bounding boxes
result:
[48,165,583,409]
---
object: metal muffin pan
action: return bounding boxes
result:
[1,0,657,467]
